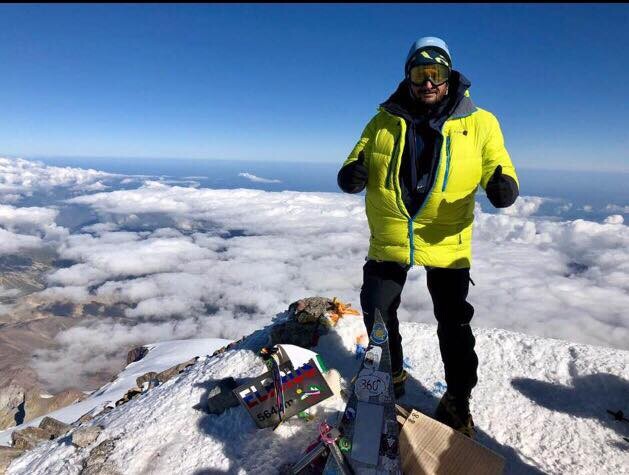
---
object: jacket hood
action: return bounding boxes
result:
[380,70,475,121]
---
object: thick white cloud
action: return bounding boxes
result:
[238,172,282,183]
[39,285,91,302]
[57,184,629,354]
[0,157,115,201]
[0,158,621,391]
[498,195,545,217]
[0,157,122,256]
[0,204,66,239]
[0,204,58,228]
[0,204,68,254]
[48,231,215,287]
[0,227,43,254]
[604,214,624,224]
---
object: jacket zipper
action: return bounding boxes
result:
[441,135,451,192]
[408,220,414,265]
[407,123,448,267]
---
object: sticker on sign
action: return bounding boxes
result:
[355,370,390,401]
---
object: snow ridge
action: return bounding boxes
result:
[5,317,629,475]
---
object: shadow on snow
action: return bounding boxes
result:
[191,316,548,474]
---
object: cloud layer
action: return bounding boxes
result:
[61,185,629,350]
[0,204,68,254]
[0,157,114,203]
[238,172,282,183]
[0,157,627,391]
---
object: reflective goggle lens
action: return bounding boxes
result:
[409,64,450,85]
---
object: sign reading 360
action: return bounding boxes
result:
[355,371,388,401]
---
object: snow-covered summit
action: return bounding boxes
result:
[5,313,629,475]
[0,338,230,447]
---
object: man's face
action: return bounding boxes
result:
[410,80,449,106]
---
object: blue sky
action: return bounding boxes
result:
[0,4,628,171]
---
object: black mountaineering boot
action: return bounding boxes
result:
[393,369,408,398]
[434,391,475,438]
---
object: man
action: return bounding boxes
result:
[337,37,519,438]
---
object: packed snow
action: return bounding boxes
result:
[0,338,229,447]
[5,313,628,474]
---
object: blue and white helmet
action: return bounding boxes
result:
[405,36,452,74]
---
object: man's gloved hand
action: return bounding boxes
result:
[486,165,519,208]
[337,151,368,193]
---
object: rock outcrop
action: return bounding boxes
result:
[269,296,360,348]
[39,416,70,439]
[0,385,25,431]
[135,371,158,388]
[10,427,51,451]
[72,426,103,448]
[154,357,197,383]
[24,389,86,427]
[126,346,149,365]
[0,384,86,432]
[0,446,24,475]
[206,377,239,415]
[3,416,73,471]
[115,387,143,407]
[80,438,120,475]
[116,357,198,407]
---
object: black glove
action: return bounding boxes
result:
[486,165,519,208]
[337,151,368,194]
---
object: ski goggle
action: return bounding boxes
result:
[408,63,450,86]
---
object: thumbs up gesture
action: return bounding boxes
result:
[490,165,502,182]
[338,150,368,194]
[486,165,518,208]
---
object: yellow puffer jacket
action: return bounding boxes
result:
[343,92,518,269]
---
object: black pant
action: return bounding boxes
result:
[360,260,478,399]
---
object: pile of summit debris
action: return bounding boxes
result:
[225,297,506,474]
[1,296,507,474]
[253,298,506,475]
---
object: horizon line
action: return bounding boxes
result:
[3,153,629,175]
